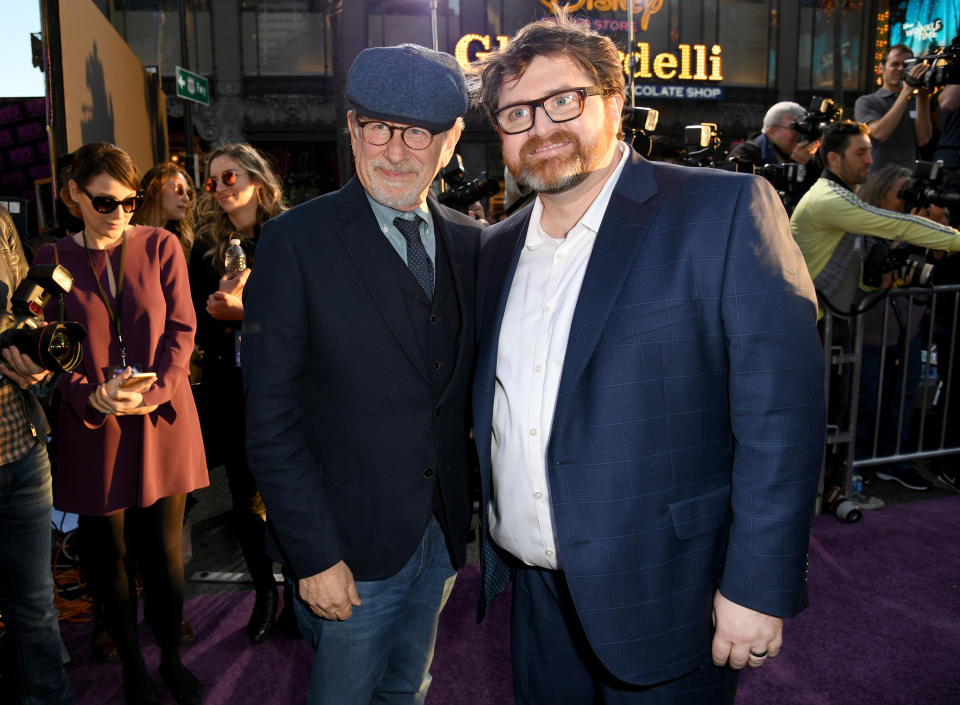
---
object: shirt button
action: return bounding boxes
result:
[542,304,552,314]
[529,428,537,436]
[556,251,566,260]
[545,548,554,558]
[423,467,434,478]
[534,364,543,374]
[534,491,543,499]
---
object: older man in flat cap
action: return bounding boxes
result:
[242,44,480,705]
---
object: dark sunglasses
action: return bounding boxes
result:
[204,169,240,193]
[168,181,195,200]
[80,186,143,214]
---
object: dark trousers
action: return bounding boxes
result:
[78,494,187,666]
[511,566,738,705]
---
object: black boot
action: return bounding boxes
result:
[159,660,203,705]
[246,586,278,643]
[123,658,161,705]
[276,579,300,638]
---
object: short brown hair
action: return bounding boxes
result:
[881,43,912,66]
[821,120,870,159]
[472,6,625,121]
[69,142,140,192]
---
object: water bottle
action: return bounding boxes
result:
[851,473,863,495]
[224,237,247,277]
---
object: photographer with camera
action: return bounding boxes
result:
[729,101,821,172]
[855,44,933,173]
[0,206,73,704]
[853,164,951,492]
[791,121,960,312]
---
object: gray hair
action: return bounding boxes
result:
[762,101,806,132]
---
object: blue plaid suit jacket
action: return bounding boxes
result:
[472,151,825,685]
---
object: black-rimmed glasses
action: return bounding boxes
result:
[80,186,143,214]
[356,120,435,150]
[494,86,603,135]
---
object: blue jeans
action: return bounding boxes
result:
[0,440,73,704]
[293,517,457,705]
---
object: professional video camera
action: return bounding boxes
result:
[438,154,500,213]
[904,38,960,90]
[622,106,659,157]
[862,242,934,288]
[790,97,843,141]
[898,159,960,211]
[0,264,86,373]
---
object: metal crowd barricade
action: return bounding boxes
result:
[819,283,960,510]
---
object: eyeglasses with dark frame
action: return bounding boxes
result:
[494,86,604,135]
[80,186,143,214]
[355,119,435,150]
[204,169,240,193]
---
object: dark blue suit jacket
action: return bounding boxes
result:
[242,177,480,582]
[473,152,825,685]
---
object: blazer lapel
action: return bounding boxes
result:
[474,207,532,464]
[552,151,662,422]
[336,178,430,383]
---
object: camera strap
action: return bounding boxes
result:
[81,229,128,367]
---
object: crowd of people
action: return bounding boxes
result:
[0,11,958,705]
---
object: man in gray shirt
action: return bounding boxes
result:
[854,43,932,173]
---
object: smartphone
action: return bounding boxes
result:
[119,372,157,389]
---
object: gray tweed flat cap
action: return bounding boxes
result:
[346,44,468,133]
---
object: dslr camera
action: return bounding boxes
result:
[438,155,500,213]
[790,97,843,141]
[904,38,960,90]
[862,242,934,288]
[0,264,86,373]
[898,160,960,211]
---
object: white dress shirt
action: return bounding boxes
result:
[489,143,630,569]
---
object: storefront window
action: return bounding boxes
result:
[240,0,333,76]
[109,0,213,78]
[797,1,867,92]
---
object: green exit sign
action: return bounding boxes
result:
[175,66,209,105]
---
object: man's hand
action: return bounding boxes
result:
[299,561,362,621]
[206,290,244,320]
[789,139,820,165]
[903,61,931,97]
[0,346,52,389]
[710,590,783,670]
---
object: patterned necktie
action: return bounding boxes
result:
[394,215,434,301]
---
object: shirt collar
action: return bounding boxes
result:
[365,193,434,233]
[525,141,630,249]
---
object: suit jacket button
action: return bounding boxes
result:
[423,467,435,478]
[430,314,440,324]
[432,361,441,370]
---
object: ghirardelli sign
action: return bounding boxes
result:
[539,0,664,31]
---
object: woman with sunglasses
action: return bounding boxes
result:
[132,162,197,259]
[189,143,288,643]
[34,142,208,705]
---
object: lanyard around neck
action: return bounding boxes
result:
[82,229,128,366]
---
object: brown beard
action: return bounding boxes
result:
[508,127,613,195]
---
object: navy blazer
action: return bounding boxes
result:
[243,177,480,582]
[473,151,825,685]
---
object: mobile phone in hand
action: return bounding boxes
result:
[119,372,157,389]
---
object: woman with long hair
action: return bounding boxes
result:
[189,143,289,643]
[131,162,196,259]
[33,142,207,705]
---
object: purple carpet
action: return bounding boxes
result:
[61,496,960,704]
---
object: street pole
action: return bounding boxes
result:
[430,0,438,52]
[627,0,635,107]
[179,0,197,186]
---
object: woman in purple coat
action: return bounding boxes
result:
[34,142,208,705]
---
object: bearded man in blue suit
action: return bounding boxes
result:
[471,12,825,705]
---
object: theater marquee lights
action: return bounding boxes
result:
[454,34,723,83]
[538,0,664,32]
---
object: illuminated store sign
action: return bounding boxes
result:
[454,34,723,83]
[538,0,664,31]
